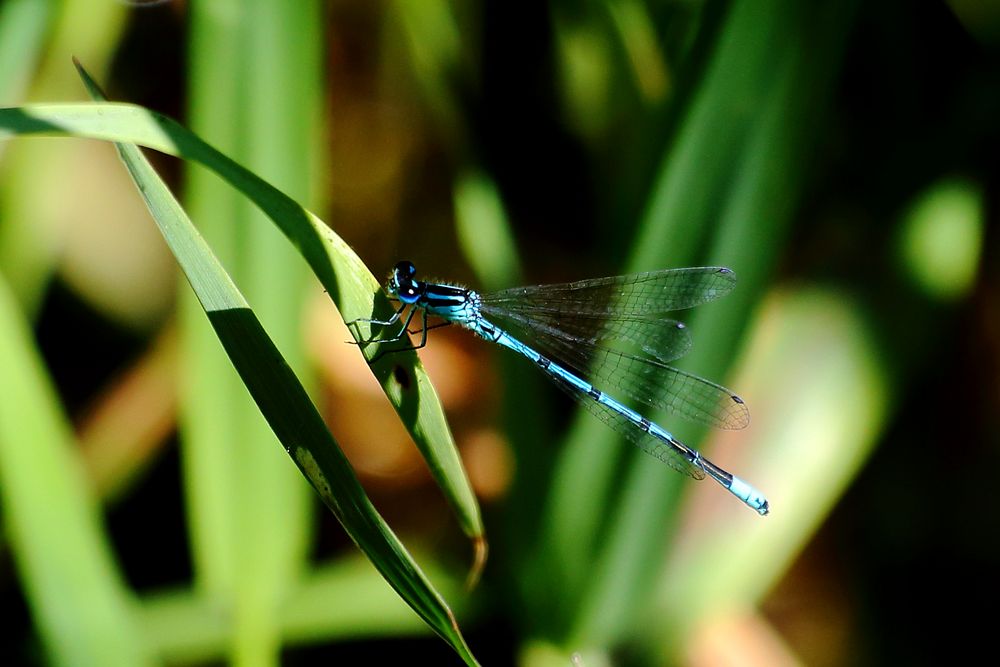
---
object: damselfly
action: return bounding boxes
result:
[350,261,769,515]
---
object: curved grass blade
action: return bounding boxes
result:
[98,115,477,665]
[0,89,484,551]
[0,65,481,663]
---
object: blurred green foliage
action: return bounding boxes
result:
[1,0,998,665]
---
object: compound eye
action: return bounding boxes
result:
[394,260,416,279]
[398,284,420,304]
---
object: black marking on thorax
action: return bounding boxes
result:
[421,283,469,308]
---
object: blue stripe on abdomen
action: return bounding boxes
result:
[491,323,768,514]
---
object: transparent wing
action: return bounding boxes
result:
[481,306,693,365]
[480,267,737,317]
[479,267,748,430]
[494,314,749,429]
[544,369,706,479]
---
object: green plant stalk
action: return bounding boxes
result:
[0,269,152,667]
[389,0,468,148]
[180,0,248,614]
[235,2,322,663]
[185,1,322,662]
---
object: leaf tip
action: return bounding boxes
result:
[71,58,109,102]
[464,535,489,592]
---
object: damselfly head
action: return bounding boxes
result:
[389,260,420,303]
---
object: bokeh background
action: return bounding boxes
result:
[1,0,998,665]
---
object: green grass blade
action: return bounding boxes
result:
[182,2,322,662]
[76,102,478,664]
[0,65,485,663]
[0,96,483,541]
[453,169,522,290]
[178,0,248,612]
[0,270,152,667]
